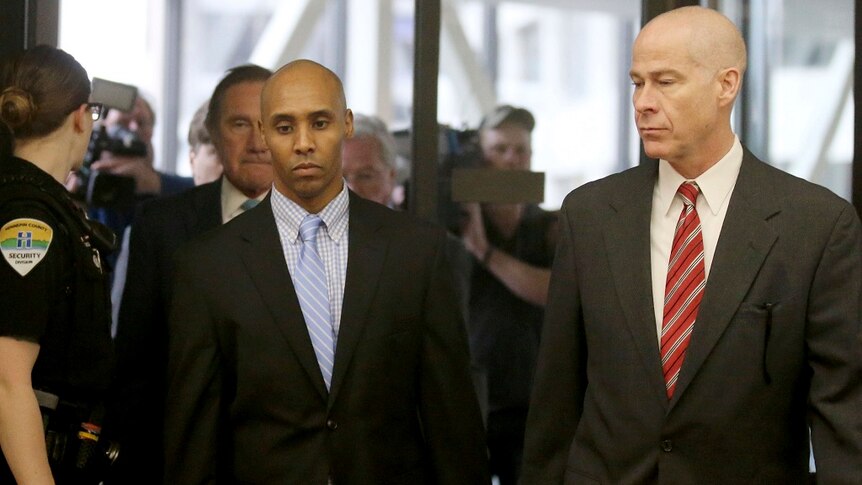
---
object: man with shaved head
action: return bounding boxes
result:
[521,6,862,484]
[163,59,489,484]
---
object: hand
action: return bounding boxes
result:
[90,151,162,195]
[461,203,489,261]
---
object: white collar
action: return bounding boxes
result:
[657,136,743,216]
[220,177,267,222]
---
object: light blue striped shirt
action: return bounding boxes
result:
[271,184,349,340]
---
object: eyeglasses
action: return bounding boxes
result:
[86,102,105,122]
[344,166,390,185]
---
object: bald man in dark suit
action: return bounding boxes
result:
[164,60,489,484]
[521,7,862,484]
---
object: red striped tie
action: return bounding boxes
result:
[661,182,705,399]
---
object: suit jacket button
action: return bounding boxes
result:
[661,439,673,452]
[326,419,338,430]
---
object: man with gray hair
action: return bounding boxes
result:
[108,64,273,484]
[342,113,401,207]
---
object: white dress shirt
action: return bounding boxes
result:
[649,136,743,344]
[221,177,267,223]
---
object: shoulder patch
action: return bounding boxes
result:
[1,218,54,276]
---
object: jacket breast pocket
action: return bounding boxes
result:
[732,301,780,384]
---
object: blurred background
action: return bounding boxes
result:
[9,0,851,209]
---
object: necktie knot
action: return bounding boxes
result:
[240,198,259,212]
[677,182,700,208]
[299,215,324,244]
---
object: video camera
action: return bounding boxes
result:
[72,78,144,209]
[396,125,545,235]
[437,127,483,234]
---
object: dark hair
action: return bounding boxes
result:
[0,45,91,142]
[205,64,272,143]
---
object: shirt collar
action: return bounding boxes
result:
[221,177,267,221]
[270,181,350,244]
[657,135,743,216]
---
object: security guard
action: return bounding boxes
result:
[0,45,115,484]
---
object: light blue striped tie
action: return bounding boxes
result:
[295,214,335,390]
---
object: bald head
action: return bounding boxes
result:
[259,59,354,213]
[630,6,745,177]
[640,6,747,80]
[263,59,347,114]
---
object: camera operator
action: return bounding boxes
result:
[461,105,558,485]
[67,96,194,247]
[0,45,115,484]
[91,97,159,193]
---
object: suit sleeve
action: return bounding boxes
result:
[520,203,587,484]
[158,173,195,197]
[108,205,167,479]
[418,229,491,485]
[163,249,225,485]
[806,203,862,481]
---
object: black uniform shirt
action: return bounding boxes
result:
[0,156,113,395]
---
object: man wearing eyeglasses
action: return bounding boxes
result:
[341,113,402,209]
[86,102,105,121]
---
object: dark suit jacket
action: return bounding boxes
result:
[163,191,490,484]
[108,180,222,484]
[521,150,862,484]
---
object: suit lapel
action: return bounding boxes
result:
[239,199,329,401]
[603,162,669,407]
[327,194,388,407]
[670,151,779,405]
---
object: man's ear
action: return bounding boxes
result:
[344,109,354,138]
[717,67,741,107]
[72,104,89,133]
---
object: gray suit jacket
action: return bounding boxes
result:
[521,149,862,484]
